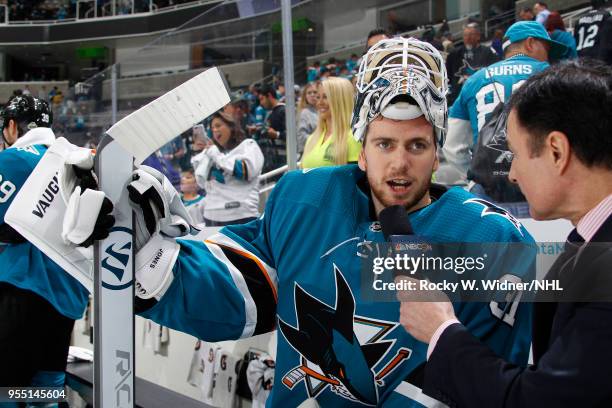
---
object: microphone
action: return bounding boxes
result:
[379,205,414,240]
[379,205,429,280]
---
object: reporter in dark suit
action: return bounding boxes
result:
[398,59,612,407]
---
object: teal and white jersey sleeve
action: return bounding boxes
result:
[140,192,279,342]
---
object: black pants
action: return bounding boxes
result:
[0,283,75,386]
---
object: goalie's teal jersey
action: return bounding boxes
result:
[0,143,88,320]
[449,54,549,145]
[142,165,535,407]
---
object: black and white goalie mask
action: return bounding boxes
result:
[352,37,448,146]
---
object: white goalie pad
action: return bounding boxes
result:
[5,137,94,291]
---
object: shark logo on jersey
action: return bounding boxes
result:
[463,198,523,235]
[369,221,382,232]
[455,58,478,83]
[278,266,411,406]
[483,127,513,166]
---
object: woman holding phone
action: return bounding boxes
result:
[193,111,264,226]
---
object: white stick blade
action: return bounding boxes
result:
[106,67,230,164]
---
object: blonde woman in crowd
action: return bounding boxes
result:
[296,82,319,155]
[301,77,361,168]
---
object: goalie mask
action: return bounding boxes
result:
[352,37,448,146]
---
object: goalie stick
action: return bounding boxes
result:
[94,66,229,408]
[2,66,228,407]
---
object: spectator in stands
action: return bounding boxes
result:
[73,105,87,131]
[56,5,67,19]
[437,20,566,216]
[545,11,578,62]
[442,33,454,53]
[48,86,57,102]
[244,84,257,106]
[180,169,205,226]
[307,61,321,83]
[160,135,186,171]
[325,58,339,76]
[573,0,612,64]
[491,28,504,57]
[224,93,249,135]
[519,7,535,21]
[445,22,499,105]
[319,67,332,79]
[247,85,268,137]
[345,54,359,73]
[51,89,63,106]
[366,28,390,53]
[534,2,551,25]
[193,111,264,226]
[257,84,286,172]
[297,82,319,156]
[439,19,450,36]
[143,151,181,189]
[301,77,361,168]
[236,99,255,133]
[277,84,286,102]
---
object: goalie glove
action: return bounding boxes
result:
[59,146,115,247]
[127,165,198,251]
[126,166,198,300]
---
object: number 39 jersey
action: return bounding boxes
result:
[0,128,88,320]
[574,8,612,64]
[142,165,535,407]
[449,54,549,145]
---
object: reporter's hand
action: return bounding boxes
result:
[395,276,456,343]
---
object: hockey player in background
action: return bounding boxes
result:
[0,96,89,393]
[573,0,612,64]
[62,38,535,406]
